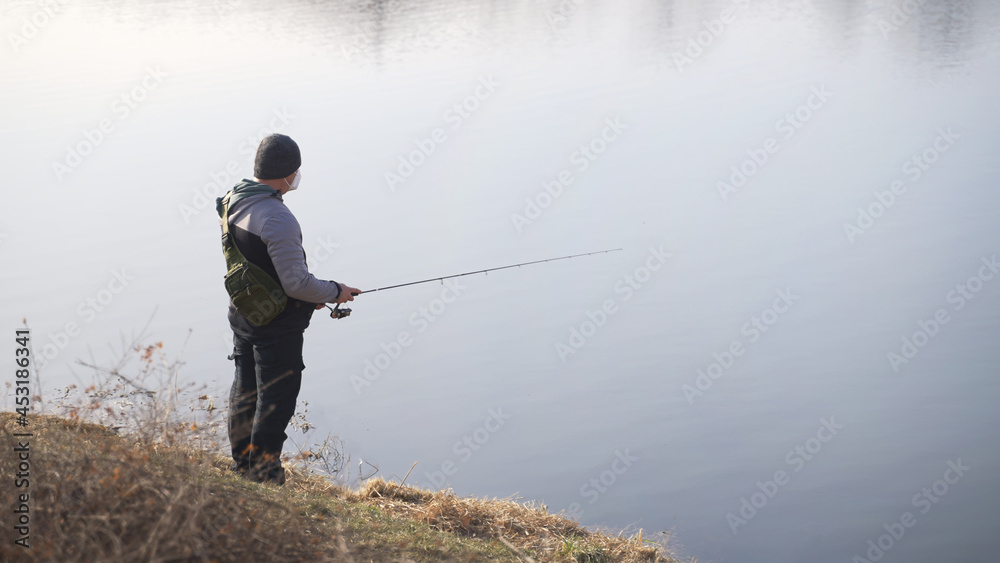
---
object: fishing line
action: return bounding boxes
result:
[326,248,622,319]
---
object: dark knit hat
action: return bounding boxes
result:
[254,134,301,180]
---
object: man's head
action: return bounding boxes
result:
[254,134,301,194]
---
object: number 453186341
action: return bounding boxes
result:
[15,330,30,424]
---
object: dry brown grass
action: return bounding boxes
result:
[0,412,349,563]
[1,327,683,562]
[0,412,681,563]
[349,478,675,563]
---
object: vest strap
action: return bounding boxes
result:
[220,192,288,326]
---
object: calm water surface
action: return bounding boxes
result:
[2,1,1000,562]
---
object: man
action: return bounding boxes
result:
[217,133,360,485]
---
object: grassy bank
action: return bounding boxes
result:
[0,412,681,562]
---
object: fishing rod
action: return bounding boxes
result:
[326,248,622,319]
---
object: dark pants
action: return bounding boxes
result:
[227,330,304,470]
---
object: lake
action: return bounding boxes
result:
[2,0,999,561]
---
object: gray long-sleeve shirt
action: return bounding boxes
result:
[219,179,342,339]
[228,192,341,304]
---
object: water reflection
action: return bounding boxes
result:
[4,2,999,563]
[51,0,1000,71]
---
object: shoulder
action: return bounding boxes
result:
[230,194,300,238]
[257,199,301,240]
[237,195,296,222]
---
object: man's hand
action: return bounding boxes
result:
[335,284,361,304]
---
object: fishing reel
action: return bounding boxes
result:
[327,303,351,319]
[326,292,361,320]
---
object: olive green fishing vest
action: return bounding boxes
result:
[220,192,288,326]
